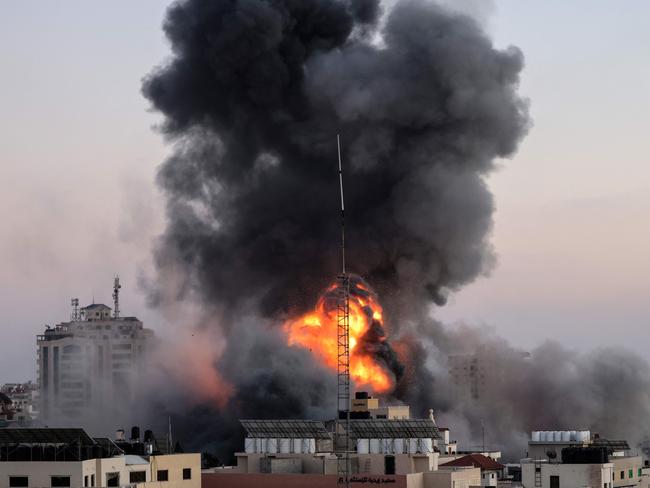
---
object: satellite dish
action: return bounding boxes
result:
[546,450,557,459]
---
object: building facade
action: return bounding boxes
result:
[37,302,154,422]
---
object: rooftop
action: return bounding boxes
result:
[441,454,505,471]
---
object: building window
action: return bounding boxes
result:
[157,470,169,481]
[84,475,89,487]
[9,477,28,487]
[51,476,71,487]
[629,469,633,478]
[183,468,192,480]
[621,471,625,480]
[91,474,95,487]
[106,472,120,487]
[639,468,643,477]
[550,475,559,488]
[130,471,146,483]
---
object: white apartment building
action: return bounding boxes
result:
[37,300,154,422]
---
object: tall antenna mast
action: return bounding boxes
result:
[70,298,79,321]
[338,134,346,275]
[112,276,121,319]
[335,134,351,487]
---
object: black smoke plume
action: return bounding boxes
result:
[142,0,529,460]
[140,0,648,463]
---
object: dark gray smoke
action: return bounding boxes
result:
[142,0,528,460]
[140,0,648,464]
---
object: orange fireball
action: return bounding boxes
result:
[284,277,393,393]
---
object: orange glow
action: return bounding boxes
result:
[284,279,393,393]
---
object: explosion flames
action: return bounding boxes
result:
[285,276,396,393]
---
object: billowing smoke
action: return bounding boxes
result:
[139,0,650,463]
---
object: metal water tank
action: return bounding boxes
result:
[308,438,316,454]
[267,438,278,454]
[369,439,381,454]
[292,439,302,454]
[357,439,369,455]
[421,438,434,453]
[279,439,291,454]
[553,431,562,442]
[408,438,418,454]
[532,431,541,442]
[382,439,393,454]
[561,431,571,442]
[255,438,264,453]
[569,431,577,442]
[394,438,405,454]
[301,438,311,453]
[245,438,255,454]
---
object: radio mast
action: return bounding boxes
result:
[335,134,351,487]
[112,276,121,319]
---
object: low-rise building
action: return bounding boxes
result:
[440,453,505,486]
[522,430,647,488]
[0,428,200,488]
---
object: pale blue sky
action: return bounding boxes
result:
[0,1,648,382]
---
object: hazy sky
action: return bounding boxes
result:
[1,1,648,383]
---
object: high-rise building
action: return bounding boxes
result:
[36,283,154,423]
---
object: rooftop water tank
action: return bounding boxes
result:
[394,438,405,454]
[292,438,302,454]
[532,431,541,442]
[369,439,381,454]
[279,438,291,454]
[421,438,434,453]
[245,438,255,454]
[357,439,369,455]
[267,438,278,454]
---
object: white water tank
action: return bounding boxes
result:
[579,431,590,442]
[300,438,310,453]
[408,438,418,454]
[357,439,370,454]
[394,438,405,454]
[255,438,264,453]
[308,438,316,454]
[569,431,577,442]
[245,438,255,453]
[370,439,381,454]
[267,438,278,454]
[532,431,541,442]
[383,439,394,454]
[421,438,433,453]
[292,439,302,454]
[279,438,291,454]
[561,431,571,442]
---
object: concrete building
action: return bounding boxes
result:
[440,454,505,486]
[37,287,154,422]
[203,398,489,488]
[0,428,200,488]
[351,392,410,420]
[522,430,647,488]
[0,383,38,423]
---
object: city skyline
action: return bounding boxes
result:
[1,0,649,386]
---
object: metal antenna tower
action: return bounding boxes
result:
[335,134,351,487]
[70,298,79,321]
[112,276,121,319]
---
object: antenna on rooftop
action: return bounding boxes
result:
[335,134,351,488]
[112,276,121,319]
[70,298,79,321]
